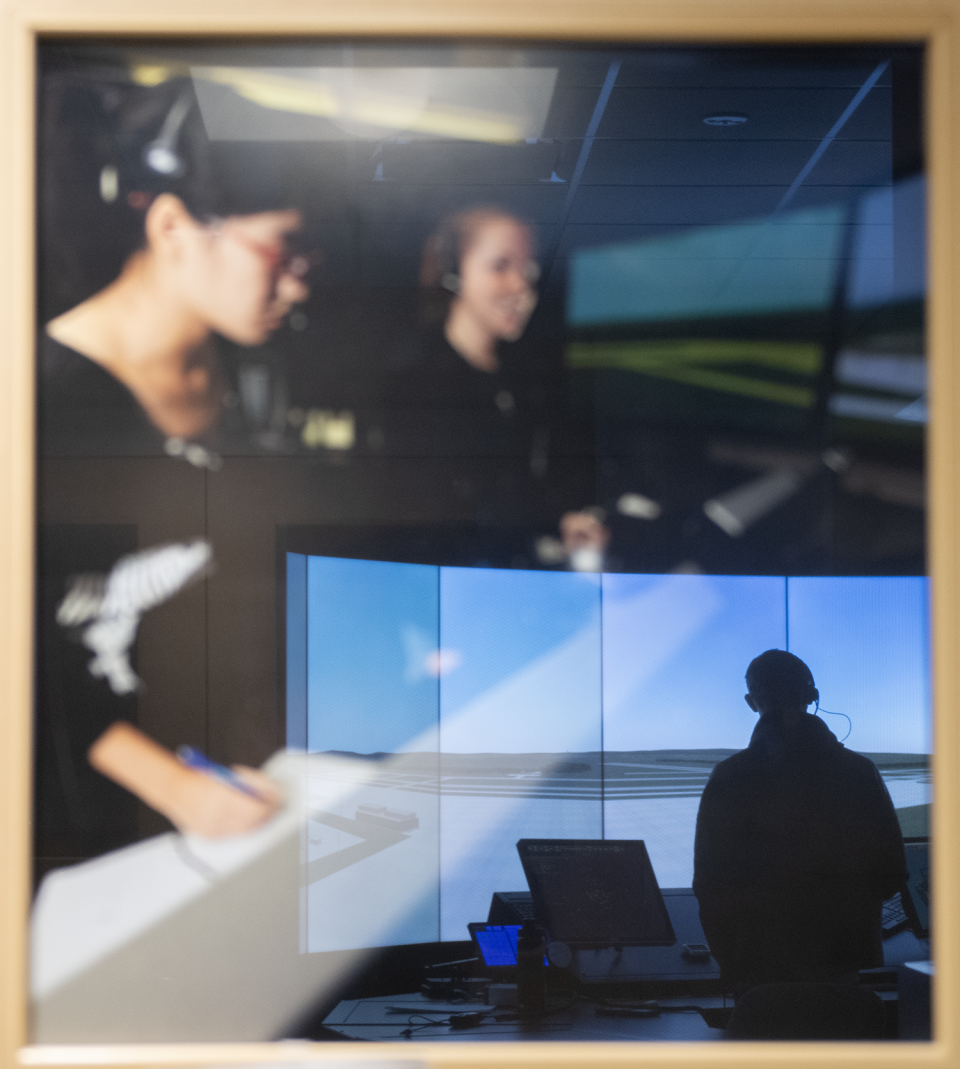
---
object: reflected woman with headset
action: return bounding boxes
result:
[420,207,540,375]
[41,76,310,462]
[37,72,310,859]
[391,207,550,559]
[374,207,547,565]
[385,207,543,456]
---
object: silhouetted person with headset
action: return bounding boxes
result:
[693,650,906,1000]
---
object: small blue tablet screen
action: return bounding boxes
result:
[474,925,549,967]
[474,925,520,966]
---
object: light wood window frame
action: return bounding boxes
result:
[2,1,957,1065]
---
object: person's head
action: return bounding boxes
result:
[46,72,310,337]
[745,650,819,718]
[560,509,610,555]
[419,208,538,343]
[141,195,308,346]
[559,508,610,573]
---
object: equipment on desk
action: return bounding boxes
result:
[321,989,728,1042]
[516,920,547,1018]
[487,890,538,925]
[468,922,550,975]
[485,886,721,985]
[517,839,675,948]
[516,839,726,986]
[420,952,492,1003]
[421,976,490,1001]
[681,943,711,963]
[902,838,930,938]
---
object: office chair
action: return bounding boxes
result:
[724,982,887,1040]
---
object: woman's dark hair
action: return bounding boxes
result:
[418,207,533,326]
[40,66,297,316]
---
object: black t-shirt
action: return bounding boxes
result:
[36,336,197,870]
[39,333,168,457]
[381,330,544,459]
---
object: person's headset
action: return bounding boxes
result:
[805,675,853,742]
[426,212,541,296]
[143,90,194,179]
[749,671,851,741]
[427,226,463,295]
[803,678,819,707]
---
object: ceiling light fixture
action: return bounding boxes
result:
[703,114,748,127]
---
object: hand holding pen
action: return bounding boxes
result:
[89,722,283,839]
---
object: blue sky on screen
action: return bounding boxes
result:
[298,557,930,757]
[602,574,787,751]
[294,558,930,949]
[439,567,601,754]
[306,555,439,754]
[788,576,930,753]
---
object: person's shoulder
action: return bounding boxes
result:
[834,745,885,779]
[40,333,129,399]
[38,331,166,455]
[705,748,753,785]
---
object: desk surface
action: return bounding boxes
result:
[322,992,726,1042]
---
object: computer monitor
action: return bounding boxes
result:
[287,555,931,952]
[516,839,676,949]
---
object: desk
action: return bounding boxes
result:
[321,993,726,1042]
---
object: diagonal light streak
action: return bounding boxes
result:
[713,60,890,300]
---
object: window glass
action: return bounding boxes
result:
[34,41,929,1044]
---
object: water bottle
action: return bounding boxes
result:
[517,919,546,1018]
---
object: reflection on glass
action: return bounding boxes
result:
[41,77,309,459]
[420,209,539,372]
[34,41,929,1045]
[286,557,930,955]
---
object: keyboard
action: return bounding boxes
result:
[881,892,908,936]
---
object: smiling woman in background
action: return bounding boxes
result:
[377,206,553,562]
[370,205,573,568]
[420,207,539,374]
[403,208,542,448]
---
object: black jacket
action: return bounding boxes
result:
[693,712,906,991]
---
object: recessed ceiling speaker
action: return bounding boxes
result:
[703,114,748,127]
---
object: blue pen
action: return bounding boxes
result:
[176,745,264,799]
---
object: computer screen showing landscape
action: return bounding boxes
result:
[287,553,930,953]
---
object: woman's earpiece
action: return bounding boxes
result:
[143,91,193,178]
[441,272,461,294]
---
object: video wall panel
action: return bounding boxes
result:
[290,554,931,945]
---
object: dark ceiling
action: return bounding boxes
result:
[282,46,914,297]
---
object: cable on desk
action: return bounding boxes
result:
[386,1006,463,1015]
[400,1014,453,1037]
[591,996,716,1017]
[329,1009,573,1040]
